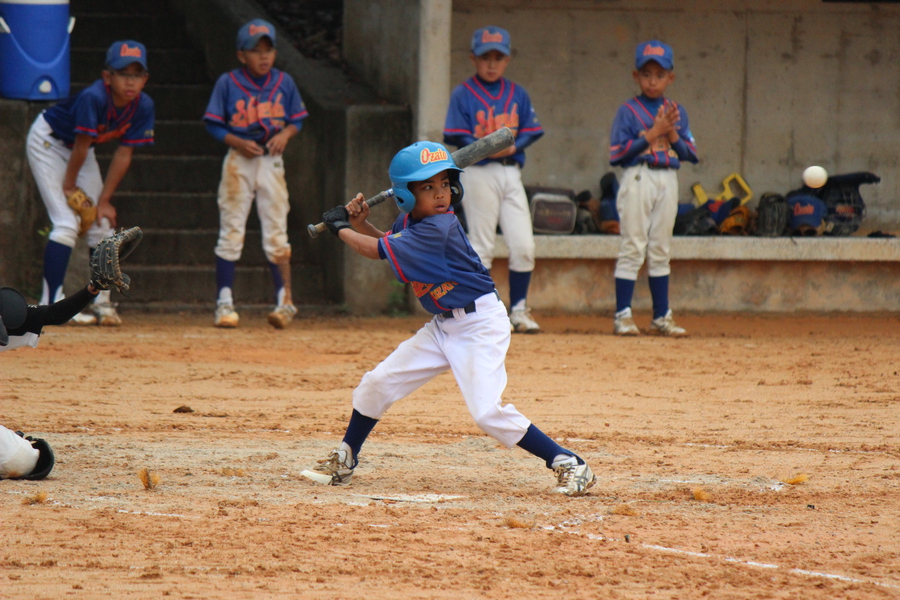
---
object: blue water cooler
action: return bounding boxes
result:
[0,0,73,100]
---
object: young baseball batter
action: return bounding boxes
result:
[203,19,308,330]
[443,26,544,334]
[302,141,595,496]
[609,40,698,336]
[26,40,154,326]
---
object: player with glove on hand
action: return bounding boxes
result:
[300,142,596,497]
[0,228,142,480]
[26,40,154,326]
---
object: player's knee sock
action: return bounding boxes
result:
[41,240,73,305]
[615,277,636,313]
[648,275,669,319]
[215,257,237,305]
[509,270,531,311]
[342,409,378,466]
[517,424,580,469]
[267,261,288,306]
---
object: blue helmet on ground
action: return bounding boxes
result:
[389,141,464,214]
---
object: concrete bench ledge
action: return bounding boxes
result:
[492,235,900,262]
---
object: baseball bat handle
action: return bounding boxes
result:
[307,127,515,238]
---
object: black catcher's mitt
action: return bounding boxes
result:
[90,226,143,293]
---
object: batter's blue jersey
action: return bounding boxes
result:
[609,95,698,169]
[377,210,495,314]
[203,67,308,143]
[42,80,155,147]
[443,76,543,167]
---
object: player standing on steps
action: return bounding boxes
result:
[609,40,698,336]
[443,26,544,334]
[301,141,596,497]
[26,40,154,327]
[203,19,308,329]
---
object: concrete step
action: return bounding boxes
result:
[71,15,189,50]
[99,156,221,193]
[93,121,224,157]
[127,229,268,266]
[122,264,326,305]
[71,48,209,85]
[116,192,221,229]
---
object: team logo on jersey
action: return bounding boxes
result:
[230,93,287,128]
[95,122,131,144]
[419,147,448,165]
[475,105,519,139]
[120,43,143,58]
[411,281,456,301]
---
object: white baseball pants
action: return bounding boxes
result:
[214,148,291,264]
[26,114,113,249]
[615,164,679,280]
[352,291,532,448]
[459,163,535,272]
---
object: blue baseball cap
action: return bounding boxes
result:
[237,19,276,51]
[635,40,674,70]
[788,195,827,234]
[106,41,148,71]
[471,26,511,57]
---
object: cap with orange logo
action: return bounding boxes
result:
[106,40,148,71]
[237,18,276,51]
[471,26,510,57]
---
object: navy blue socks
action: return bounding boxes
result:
[615,277,636,313]
[648,275,669,319]
[508,270,531,311]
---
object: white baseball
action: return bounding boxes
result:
[803,166,828,189]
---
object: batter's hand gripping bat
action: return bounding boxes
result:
[307,127,516,238]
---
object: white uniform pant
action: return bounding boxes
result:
[352,291,531,448]
[0,425,38,479]
[459,163,535,272]
[214,148,291,264]
[26,114,113,249]
[614,164,679,280]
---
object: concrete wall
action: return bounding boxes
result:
[446,0,899,231]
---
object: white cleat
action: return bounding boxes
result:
[553,459,597,497]
[69,311,97,326]
[267,304,297,330]
[650,310,687,337]
[613,307,640,336]
[214,304,239,328]
[94,302,122,327]
[510,307,541,334]
[301,448,355,486]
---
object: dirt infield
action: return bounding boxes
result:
[2,311,899,599]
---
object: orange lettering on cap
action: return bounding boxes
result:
[643,44,665,57]
[249,24,271,36]
[420,147,448,165]
[120,44,142,58]
[793,203,816,216]
[481,30,504,44]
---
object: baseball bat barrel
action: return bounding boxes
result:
[307,127,515,238]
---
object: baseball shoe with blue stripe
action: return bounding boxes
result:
[650,310,687,337]
[267,304,297,330]
[510,307,541,334]
[614,307,640,336]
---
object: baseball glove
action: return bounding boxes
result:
[66,187,97,236]
[718,205,753,235]
[14,432,55,481]
[89,226,143,293]
[754,192,790,237]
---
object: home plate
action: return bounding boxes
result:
[354,494,466,503]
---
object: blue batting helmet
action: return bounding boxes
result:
[389,142,463,214]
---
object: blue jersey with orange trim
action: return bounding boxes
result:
[377,210,495,315]
[443,76,543,167]
[42,80,155,147]
[203,67,307,143]
[609,95,698,169]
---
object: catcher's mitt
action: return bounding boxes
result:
[90,227,143,293]
[66,187,97,236]
[754,192,790,237]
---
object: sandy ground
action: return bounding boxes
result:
[1,311,899,599]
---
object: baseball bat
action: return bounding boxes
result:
[307,127,516,238]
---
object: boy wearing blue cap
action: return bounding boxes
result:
[609,40,698,337]
[26,40,154,326]
[203,19,309,330]
[444,26,545,334]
